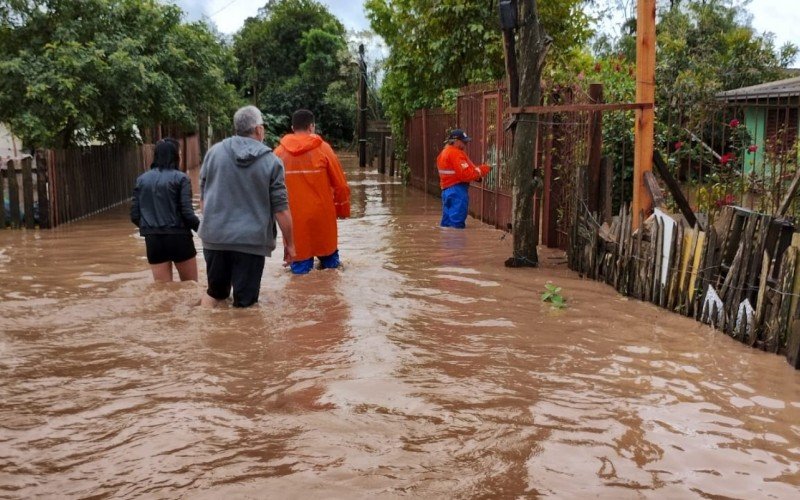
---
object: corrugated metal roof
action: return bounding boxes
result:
[716,76,800,101]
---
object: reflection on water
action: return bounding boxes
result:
[1,155,799,498]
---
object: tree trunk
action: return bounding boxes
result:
[505,0,550,268]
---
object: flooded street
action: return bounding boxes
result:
[1,156,800,498]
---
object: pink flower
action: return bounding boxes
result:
[748,145,758,153]
[720,152,736,165]
[674,141,683,151]
[729,118,740,128]
[577,71,585,81]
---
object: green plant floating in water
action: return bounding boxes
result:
[541,283,566,309]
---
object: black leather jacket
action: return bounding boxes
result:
[131,167,200,235]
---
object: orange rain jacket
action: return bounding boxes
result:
[436,144,491,190]
[275,133,350,262]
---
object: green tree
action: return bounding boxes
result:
[0,0,238,148]
[232,0,356,143]
[365,0,592,135]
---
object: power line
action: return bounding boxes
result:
[209,0,245,17]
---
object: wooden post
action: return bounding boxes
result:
[0,161,6,229]
[358,44,368,169]
[36,152,50,228]
[389,137,396,177]
[21,156,35,228]
[633,0,656,228]
[379,133,387,174]
[587,83,604,213]
[421,108,429,194]
[7,159,20,228]
[600,156,613,224]
[541,111,557,247]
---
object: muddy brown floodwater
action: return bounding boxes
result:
[1,155,800,498]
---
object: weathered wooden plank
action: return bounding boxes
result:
[688,231,705,300]
[652,217,663,305]
[35,152,50,228]
[667,222,683,310]
[624,205,635,295]
[653,151,700,229]
[777,165,800,216]
[687,231,706,318]
[677,227,694,307]
[634,210,645,300]
[786,316,800,368]
[714,207,736,289]
[643,171,665,209]
[0,161,6,229]
[7,158,21,228]
[785,233,800,321]
[771,247,798,353]
[755,250,772,344]
[21,156,35,229]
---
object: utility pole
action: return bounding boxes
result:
[358,44,368,169]
[633,0,656,227]
[500,0,519,110]
[501,0,550,268]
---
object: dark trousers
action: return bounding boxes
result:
[203,249,266,307]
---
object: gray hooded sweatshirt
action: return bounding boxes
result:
[198,136,289,256]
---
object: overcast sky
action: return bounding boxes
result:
[173,0,800,64]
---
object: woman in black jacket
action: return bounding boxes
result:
[131,138,200,282]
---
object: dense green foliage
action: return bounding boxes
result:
[590,0,798,211]
[365,0,593,133]
[655,0,796,125]
[0,0,238,148]
[232,0,357,144]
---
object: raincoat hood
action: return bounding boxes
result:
[225,135,272,168]
[278,133,324,155]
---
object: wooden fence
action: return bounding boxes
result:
[1,155,45,229]
[45,145,153,227]
[569,198,800,369]
[0,135,202,229]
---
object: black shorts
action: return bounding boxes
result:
[203,249,265,308]
[144,234,197,264]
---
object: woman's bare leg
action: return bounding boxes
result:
[151,262,173,282]
[175,257,198,282]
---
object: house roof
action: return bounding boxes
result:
[716,76,800,101]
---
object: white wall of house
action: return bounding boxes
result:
[1,122,21,158]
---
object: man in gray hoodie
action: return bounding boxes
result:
[198,105,295,307]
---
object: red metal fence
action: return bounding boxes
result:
[406,81,608,248]
[406,108,454,196]
[457,82,515,231]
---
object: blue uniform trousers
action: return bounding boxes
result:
[440,183,469,228]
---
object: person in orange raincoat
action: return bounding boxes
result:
[436,129,491,228]
[275,109,350,274]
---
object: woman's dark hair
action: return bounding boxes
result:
[151,138,180,170]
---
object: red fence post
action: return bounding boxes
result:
[587,83,604,213]
[421,108,429,195]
